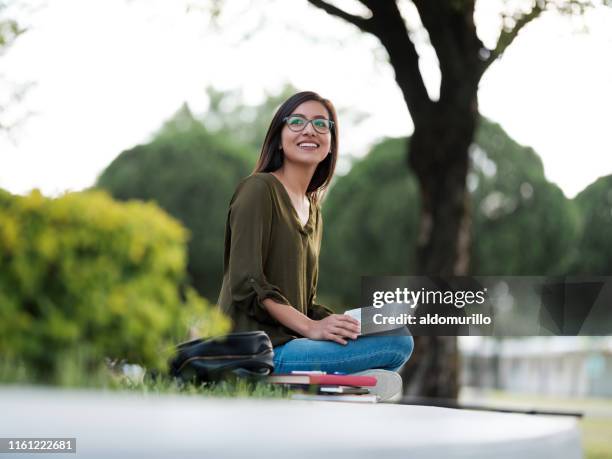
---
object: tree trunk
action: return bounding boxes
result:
[410,105,475,276]
[401,100,478,399]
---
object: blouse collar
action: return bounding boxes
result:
[267,172,315,235]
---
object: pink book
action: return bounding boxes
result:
[267,374,377,387]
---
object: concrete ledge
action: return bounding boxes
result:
[0,387,582,458]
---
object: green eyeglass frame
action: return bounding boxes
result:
[283,115,334,134]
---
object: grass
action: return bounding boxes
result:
[460,387,612,459]
[0,357,289,399]
[580,418,612,459]
[116,371,290,398]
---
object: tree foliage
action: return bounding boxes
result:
[570,175,612,274]
[96,104,255,301]
[0,1,30,134]
[0,2,26,56]
[470,119,580,275]
[201,84,298,152]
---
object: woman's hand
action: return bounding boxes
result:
[305,314,361,345]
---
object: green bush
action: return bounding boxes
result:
[0,188,229,383]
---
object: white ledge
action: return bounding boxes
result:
[0,387,582,458]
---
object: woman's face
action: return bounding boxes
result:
[280,100,332,168]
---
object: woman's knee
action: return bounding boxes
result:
[390,335,414,367]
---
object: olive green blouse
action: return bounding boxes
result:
[217,172,333,346]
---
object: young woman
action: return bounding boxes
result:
[217,91,413,401]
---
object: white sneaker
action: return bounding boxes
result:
[351,369,403,403]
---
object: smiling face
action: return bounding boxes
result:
[280,100,332,168]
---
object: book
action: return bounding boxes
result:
[344,302,414,335]
[290,371,326,375]
[280,384,370,395]
[319,386,370,395]
[291,393,379,403]
[267,374,377,387]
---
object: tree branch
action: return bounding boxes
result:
[306,0,374,33]
[484,3,544,70]
[358,1,432,120]
[412,0,486,102]
[307,0,432,120]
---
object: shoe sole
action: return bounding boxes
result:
[352,369,402,403]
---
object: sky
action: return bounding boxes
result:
[1,0,611,198]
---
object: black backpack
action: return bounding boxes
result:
[169,331,275,383]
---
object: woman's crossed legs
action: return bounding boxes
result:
[272,332,414,374]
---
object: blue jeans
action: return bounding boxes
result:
[272,331,414,374]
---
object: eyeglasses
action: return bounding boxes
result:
[283,115,334,134]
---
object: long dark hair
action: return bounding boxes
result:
[253,91,339,202]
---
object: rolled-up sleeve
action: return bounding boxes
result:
[308,302,333,320]
[227,177,290,323]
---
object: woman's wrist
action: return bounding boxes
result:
[299,317,316,338]
[262,297,316,337]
